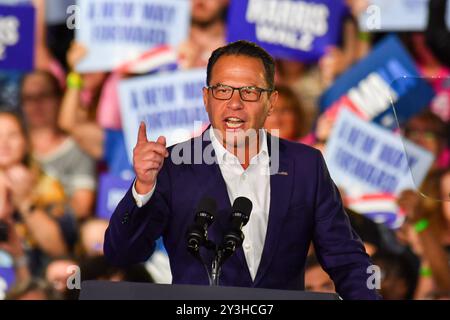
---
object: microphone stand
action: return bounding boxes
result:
[188,240,216,286]
[210,242,237,286]
[190,240,227,286]
[211,248,223,286]
[188,229,245,287]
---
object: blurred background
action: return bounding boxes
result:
[0,0,449,300]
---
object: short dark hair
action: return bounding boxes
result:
[206,40,275,89]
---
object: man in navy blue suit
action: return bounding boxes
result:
[104,40,380,300]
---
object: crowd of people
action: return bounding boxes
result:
[0,0,449,300]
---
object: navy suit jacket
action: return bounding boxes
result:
[104,131,379,300]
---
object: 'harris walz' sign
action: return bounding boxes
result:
[227,0,349,62]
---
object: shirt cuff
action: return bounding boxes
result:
[132,180,156,208]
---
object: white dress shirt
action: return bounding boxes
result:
[132,127,271,281]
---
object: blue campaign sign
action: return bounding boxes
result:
[119,68,209,163]
[325,109,434,197]
[96,174,133,220]
[359,0,450,31]
[76,0,190,72]
[319,35,435,129]
[0,251,15,298]
[0,4,35,71]
[227,0,349,62]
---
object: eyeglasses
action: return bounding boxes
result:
[21,91,58,105]
[207,84,274,102]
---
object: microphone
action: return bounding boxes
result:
[221,197,253,254]
[187,196,217,253]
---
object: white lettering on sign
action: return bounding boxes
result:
[348,73,398,120]
[246,0,329,51]
[0,16,20,60]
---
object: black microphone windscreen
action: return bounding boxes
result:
[232,197,252,222]
[196,196,217,219]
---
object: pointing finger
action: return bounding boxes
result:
[137,122,148,144]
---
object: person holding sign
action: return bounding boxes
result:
[105,40,379,300]
[178,0,229,69]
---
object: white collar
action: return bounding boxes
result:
[208,127,269,165]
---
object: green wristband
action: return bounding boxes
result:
[420,266,432,277]
[358,32,372,42]
[67,72,83,89]
[414,219,429,233]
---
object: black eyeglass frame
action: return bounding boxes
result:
[206,83,274,102]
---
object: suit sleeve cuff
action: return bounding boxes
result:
[132,180,156,207]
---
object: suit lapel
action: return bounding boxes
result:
[195,159,230,234]
[254,136,294,285]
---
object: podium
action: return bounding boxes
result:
[79,281,340,300]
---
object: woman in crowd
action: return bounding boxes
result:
[58,43,133,178]
[20,70,97,220]
[264,85,308,141]
[0,111,74,278]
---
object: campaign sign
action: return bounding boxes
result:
[119,68,209,163]
[319,35,435,130]
[346,193,406,229]
[359,0,450,31]
[96,174,133,220]
[227,0,349,62]
[0,4,35,71]
[0,251,15,299]
[75,0,190,72]
[325,109,434,196]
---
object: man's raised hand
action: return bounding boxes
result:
[133,122,169,194]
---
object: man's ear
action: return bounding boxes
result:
[203,87,210,113]
[267,90,278,116]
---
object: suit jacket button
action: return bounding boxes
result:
[121,213,129,224]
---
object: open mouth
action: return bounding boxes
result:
[224,117,245,129]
